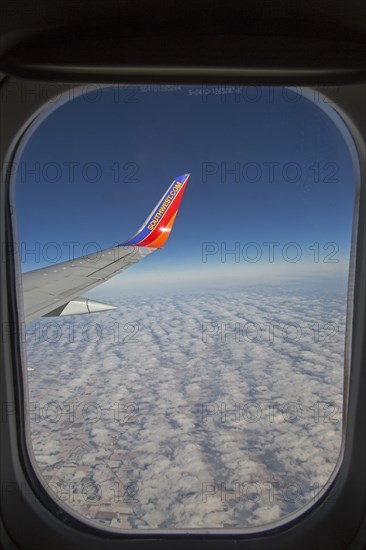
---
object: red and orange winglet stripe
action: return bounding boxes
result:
[121,174,190,249]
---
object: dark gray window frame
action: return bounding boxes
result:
[0,76,365,550]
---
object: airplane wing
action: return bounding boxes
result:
[21,173,190,323]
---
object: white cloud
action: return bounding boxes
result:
[25,283,346,529]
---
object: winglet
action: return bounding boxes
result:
[121,173,190,249]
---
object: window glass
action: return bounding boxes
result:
[15,85,356,529]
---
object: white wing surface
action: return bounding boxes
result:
[21,173,190,323]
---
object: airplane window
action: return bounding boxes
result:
[14,85,357,530]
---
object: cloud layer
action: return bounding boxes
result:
[25,283,346,529]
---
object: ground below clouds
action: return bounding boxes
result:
[26,285,345,529]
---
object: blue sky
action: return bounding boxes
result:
[15,85,356,292]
